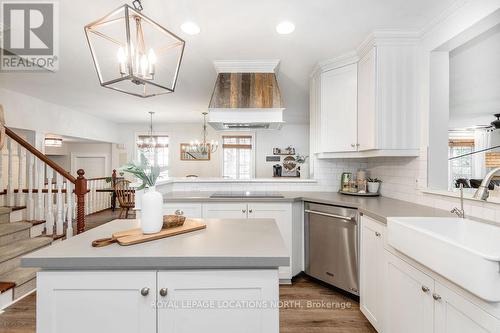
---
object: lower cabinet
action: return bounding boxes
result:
[37,271,157,333]
[360,215,386,331]
[434,281,500,333]
[157,270,279,332]
[360,219,500,333]
[37,270,279,333]
[163,203,202,218]
[385,252,435,333]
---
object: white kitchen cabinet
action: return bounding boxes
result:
[202,203,248,219]
[163,203,202,218]
[248,203,293,279]
[434,281,500,333]
[319,63,358,153]
[360,215,385,331]
[385,252,435,333]
[37,271,157,333]
[310,33,419,158]
[157,270,279,333]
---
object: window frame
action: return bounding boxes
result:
[221,132,256,179]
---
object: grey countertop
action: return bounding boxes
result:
[163,191,454,223]
[22,218,289,270]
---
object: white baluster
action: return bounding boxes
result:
[17,143,26,206]
[55,173,63,235]
[7,137,14,207]
[45,166,54,235]
[27,153,34,221]
[66,181,73,238]
[0,141,3,206]
[85,180,90,216]
[36,159,44,221]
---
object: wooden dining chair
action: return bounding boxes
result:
[114,180,136,219]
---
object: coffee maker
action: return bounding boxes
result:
[273,164,282,177]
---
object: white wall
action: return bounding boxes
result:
[117,122,309,178]
[0,88,120,143]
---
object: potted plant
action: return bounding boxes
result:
[295,154,309,178]
[120,154,163,234]
[367,178,382,193]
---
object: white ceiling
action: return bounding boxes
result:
[0,0,457,124]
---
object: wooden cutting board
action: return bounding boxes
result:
[92,219,207,247]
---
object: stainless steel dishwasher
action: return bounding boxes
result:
[304,202,359,295]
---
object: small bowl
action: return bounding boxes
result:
[163,215,186,229]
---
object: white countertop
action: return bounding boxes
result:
[22,218,290,270]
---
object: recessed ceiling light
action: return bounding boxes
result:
[276,21,295,34]
[181,21,200,35]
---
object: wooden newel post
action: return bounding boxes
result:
[75,169,87,234]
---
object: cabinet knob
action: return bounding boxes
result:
[242,209,246,213]
[421,286,430,293]
[175,209,184,216]
[356,143,360,147]
[159,288,168,297]
[375,232,381,237]
[432,293,441,301]
[140,287,150,296]
[351,144,356,148]
[249,209,253,213]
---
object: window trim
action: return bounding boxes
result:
[134,132,170,177]
[221,132,256,179]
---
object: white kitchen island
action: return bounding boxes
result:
[22,218,289,333]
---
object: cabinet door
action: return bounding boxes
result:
[357,47,377,151]
[163,203,202,218]
[248,203,293,280]
[385,252,434,333]
[202,203,248,219]
[157,270,279,333]
[319,63,358,152]
[360,216,385,331]
[37,271,156,333]
[434,281,500,333]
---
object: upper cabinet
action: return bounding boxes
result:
[310,33,420,158]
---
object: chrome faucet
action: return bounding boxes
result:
[472,167,500,201]
[451,184,465,218]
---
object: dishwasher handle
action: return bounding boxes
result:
[305,209,356,222]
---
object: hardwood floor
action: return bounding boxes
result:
[0,275,376,333]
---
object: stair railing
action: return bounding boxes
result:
[3,127,88,237]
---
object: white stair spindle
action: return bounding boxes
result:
[45,166,54,235]
[36,158,44,221]
[27,152,34,221]
[66,181,73,238]
[55,173,64,235]
[17,143,26,206]
[0,141,3,205]
[7,137,14,207]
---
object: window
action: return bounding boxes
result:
[222,135,254,179]
[449,138,474,187]
[136,134,169,177]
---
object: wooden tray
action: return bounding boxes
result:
[339,190,380,197]
[92,219,206,247]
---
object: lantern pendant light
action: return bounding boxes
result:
[84,0,185,98]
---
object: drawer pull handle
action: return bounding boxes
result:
[159,288,168,297]
[140,287,150,296]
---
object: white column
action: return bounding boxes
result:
[7,137,14,207]
[55,173,64,235]
[27,152,34,221]
[66,181,73,238]
[45,166,54,235]
[17,143,26,206]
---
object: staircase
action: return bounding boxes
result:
[0,206,54,309]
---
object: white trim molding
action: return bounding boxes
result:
[213,60,281,73]
[70,153,110,178]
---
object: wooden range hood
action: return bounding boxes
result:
[208,71,285,130]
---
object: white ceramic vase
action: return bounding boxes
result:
[367,182,380,193]
[141,186,163,234]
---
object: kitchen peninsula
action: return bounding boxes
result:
[22,218,289,333]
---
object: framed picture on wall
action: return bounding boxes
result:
[180,143,210,161]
